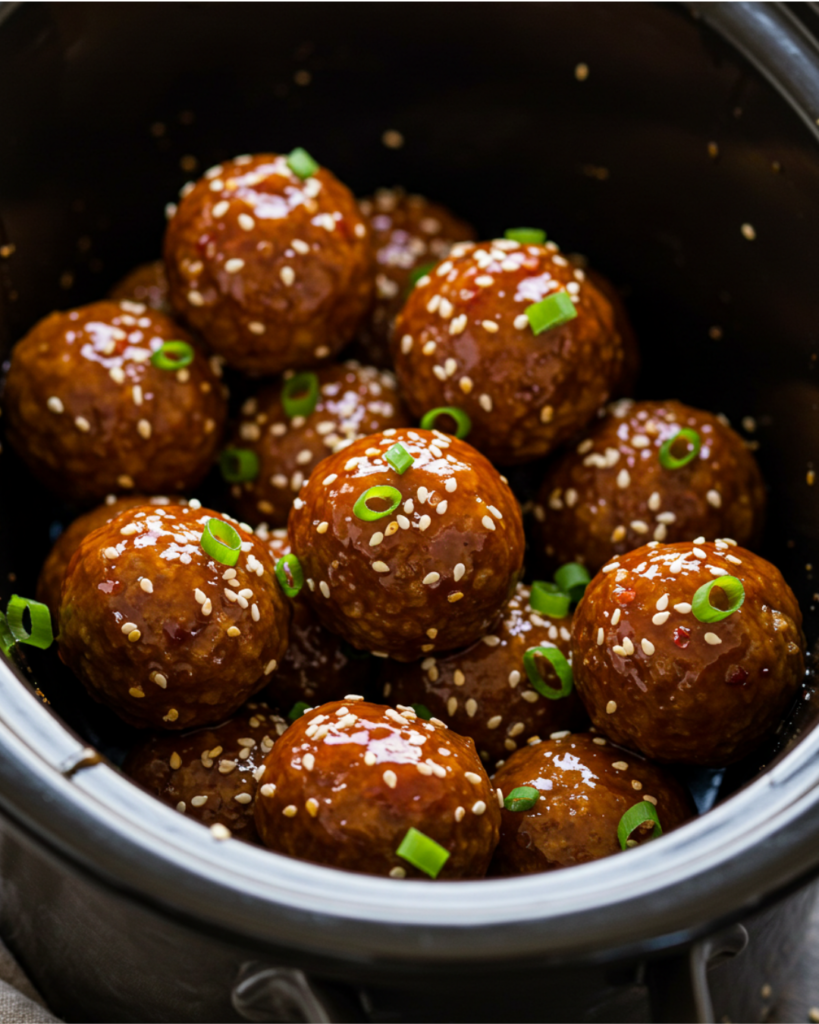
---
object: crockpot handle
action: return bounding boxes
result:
[232,963,357,1023]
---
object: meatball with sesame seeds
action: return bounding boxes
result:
[3,300,227,505]
[109,260,173,317]
[491,733,693,876]
[385,583,587,766]
[288,427,525,662]
[533,400,766,575]
[572,541,805,766]
[392,239,625,465]
[163,153,373,376]
[58,504,291,730]
[255,699,500,878]
[224,361,410,527]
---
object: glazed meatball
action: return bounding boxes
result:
[3,300,227,504]
[351,188,476,368]
[534,400,765,574]
[58,504,291,730]
[255,699,500,878]
[164,153,373,376]
[109,260,173,316]
[125,702,287,842]
[572,541,805,766]
[491,733,693,875]
[393,239,624,465]
[225,361,409,527]
[384,583,587,766]
[288,427,525,661]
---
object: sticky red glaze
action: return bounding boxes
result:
[288,427,525,661]
[3,300,227,505]
[534,399,766,574]
[109,260,173,316]
[571,541,805,765]
[574,262,640,397]
[58,504,291,729]
[163,153,373,375]
[255,700,500,878]
[491,733,693,875]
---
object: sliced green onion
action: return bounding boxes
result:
[0,612,14,656]
[617,801,663,850]
[523,646,574,700]
[151,340,194,370]
[411,703,432,720]
[529,581,571,619]
[409,262,437,288]
[200,518,242,567]
[281,371,319,419]
[419,406,471,439]
[275,554,304,598]
[658,427,701,470]
[504,228,546,245]
[691,576,745,623]
[526,292,578,335]
[353,485,402,521]
[554,562,591,603]
[219,448,260,483]
[396,827,450,879]
[5,596,53,650]
[288,701,311,723]
[504,786,540,812]
[286,147,319,179]
[385,443,414,475]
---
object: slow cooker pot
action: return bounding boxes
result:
[2,3,819,1021]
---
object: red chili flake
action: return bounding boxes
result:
[726,666,749,686]
[615,588,636,605]
[673,626,691,649]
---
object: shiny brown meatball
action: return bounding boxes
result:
[164,153,373,376]
[393,240,624,465]
[572,541,805,766]
[350,188,476,368]
[109,260,173,316]
[124,702,288,842]
[534,400,766,574]
[255,699,500,878]
[3,300,227,504]
[289,427,525,661]
[491,733,693,875]
[226,362,409,527]
[58,504,291,730]
[384,583,587,766]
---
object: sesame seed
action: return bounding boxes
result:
[187,290,204,306]
[202,599,213,615]
[128,686,144,698]
[704,632,722,645]
[74,415,91,432]
[319,581,330,598]
[612,760,628,771]
[210,824,231,841]
[641,638,655,655]
[454,806,465,822]
[422,572,440,585]
[479,394,493,412]
[540,405,554,425]
[436,501,448,516]
[212,200,229,217]
[109,367,125,384]
[513,314,529,330]
[472,801,487,815]
[596,627,604,645]
[283,805,297,817]
[140,578,153,594]
[104,547,118,559]
[260,783,277,797]
[401,334,413,354]
[47,396,64,414]
[418,515,431,531]
[225,258,245,274]
[417,763,433,776]
[602,562,620,573]
[227,626,241,637]
[612,609,621,626]
[238,213,255,231]
[280,266,295,286]
[606,700,617,714]
[482,320,499,333]
[248,321,266,335]
[706,489,722,508]
[373,561,390,573]
[465,698,478,718]
[487,715,502,730]
[127,629,141,642]
[741,222,756,241]
[191,795,208,807]
[481,515,496,531]
[617,469,630,489]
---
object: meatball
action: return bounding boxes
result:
[109,260,173,316]
[491,732,693,875]
[58,504,291,730]
[393,239,624,465]
[163,153,373,376]
[288,427,525,661]
[225,361,409,527]
[350,188,476,368]
[255,699,500,878]
[384,583,587,766]
[571,541,805,766]
[533,400,765,574]
[3,300,227,504]
[124,702,287,842]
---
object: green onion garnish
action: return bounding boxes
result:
[281,371,319,419]
[409,262,437,288]
[523,646,574,700]
[419,406,471,440]
[353,485,402,522]
[288,701,311,723]
[385,443,414,475]
[526,292,578,335]
[554,562,591,603]
[286,147,319,179]
[411,703,432,720]
[0,612,14,656]
[200,518,242,567]
[396,827,450,879]
[691,575,745,623]
[529,581,571,619]
[658,427,701,470]
[617,801,663,850]
[5,596,53,650]
[504,786,540,812]
[151,340,194,371]
[504,228,546,245]
[219,448,260,483]
[275,554,304,598]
